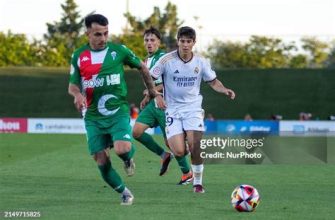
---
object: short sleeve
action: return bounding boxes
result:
[201,58,217,82]
[121,45,142,69]
[150,58,164,79]
[69,53,81,86]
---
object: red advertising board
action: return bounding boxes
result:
[0,118,27,133]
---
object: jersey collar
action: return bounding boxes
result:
[87,43,108,52]
[177,50,193,63]
[148,49,164,58]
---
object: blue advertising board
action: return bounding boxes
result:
[155,120,279,135]
[214,120,279,135]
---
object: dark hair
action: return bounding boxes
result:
[177,26,196,40]
[85,14,109,28]
[143,27,161,40]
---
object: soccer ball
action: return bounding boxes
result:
[231,184,260,212]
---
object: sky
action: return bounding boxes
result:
[1,0,334,49]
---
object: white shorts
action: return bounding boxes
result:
[165,109,205,139]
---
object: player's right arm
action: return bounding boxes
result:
[142,84,163,96]
[68,84,87,112]
[139,95,150,110]
[140,84,164,109]
[68,53,87,112]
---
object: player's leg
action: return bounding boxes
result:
[155,108,174,176]
[133,103,168,159]
[110,118,136,205]
[186,130,205,193]
[113,140,135,176]
[94,148,134,205]
[133,122,166,157]
[183,110,206,193]
[111,116,136,177]
[159,113,191,176]
[94,150,125,191]
[166,117,192,184]
[85,121,134,205]
[134,102,174,175]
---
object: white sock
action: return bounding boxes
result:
[122,187,132,196]
[191,164,204,186]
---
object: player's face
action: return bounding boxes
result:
[144,33,160,55]
[177,36,196,56]
[86,23,109,50]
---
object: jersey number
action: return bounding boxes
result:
[166,117,174,126]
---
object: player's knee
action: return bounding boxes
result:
[173,149,185,157]
[93,151,109,165]
[114,141,131,155]
[132,125,143,139]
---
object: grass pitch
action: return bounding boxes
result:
[0,134,334,220]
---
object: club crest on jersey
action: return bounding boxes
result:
[111,51,117,60]
[194,67,199,74]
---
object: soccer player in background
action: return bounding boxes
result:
[150,26,235,193]
[132,27,192,183]
[68,14,161,205]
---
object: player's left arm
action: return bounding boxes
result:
[201,57,235,100]
[139,62,158,98]
[139,62,167,109]
[122,44,159,99]
[208,79,236,100]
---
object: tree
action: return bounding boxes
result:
[206,36,297,69]
[207,40,247,69]
[325,41,335,68]
[0,31,40,66]
[244,36,295,68]
[288,54,308,68]
[113,1,183,57]
[43,0,87,66]
[301,37,329,68]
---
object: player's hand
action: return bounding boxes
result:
[155,95,167,110]
[74,93,87,112]
[143,89,149,96]
[225,88,236,100]
[140,95,150,110]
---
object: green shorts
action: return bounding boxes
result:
[85,114,132,155]
[136,99,166,137]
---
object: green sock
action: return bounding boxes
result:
[98,160,125,193]
[118,144,135,162]
[136,132,165,157]
[175,155,191,174]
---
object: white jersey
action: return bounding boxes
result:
[150,50,216,111]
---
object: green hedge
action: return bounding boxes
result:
[0,67,334,119]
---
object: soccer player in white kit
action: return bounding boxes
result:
[150,26,236,193]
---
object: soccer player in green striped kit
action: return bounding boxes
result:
[68,14,163,205]
[132,27,193,184]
